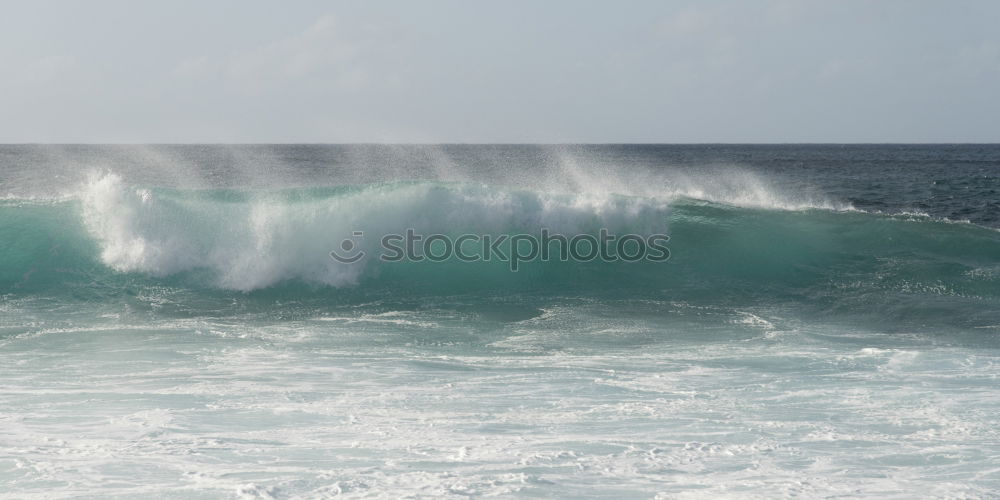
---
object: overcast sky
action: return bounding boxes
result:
[2,0,999,143]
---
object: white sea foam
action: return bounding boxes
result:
[4,319,998,499]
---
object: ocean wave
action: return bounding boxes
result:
[74,172,678,290]
[1,172,999,310]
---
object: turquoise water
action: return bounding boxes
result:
[1,145,999,498]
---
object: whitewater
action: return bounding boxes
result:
[1,144,999,498]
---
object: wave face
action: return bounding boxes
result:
[3,170,999,333]
[12,172,675,291]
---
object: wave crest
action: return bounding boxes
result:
[79,172,674,290]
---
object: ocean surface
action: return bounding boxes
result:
[1,144,999,499]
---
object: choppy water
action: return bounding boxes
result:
[1,145,999,498]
